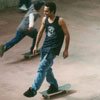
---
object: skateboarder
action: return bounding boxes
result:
[24,1,70,97]
[0,1,45,57]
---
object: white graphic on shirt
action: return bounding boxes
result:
[47,26,55,37]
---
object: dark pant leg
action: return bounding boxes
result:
[25,0,32,8]
[5,31,25,51]
[26,29,38,53]
[18,0,25,7]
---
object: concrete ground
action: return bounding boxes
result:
[0,0,100,100]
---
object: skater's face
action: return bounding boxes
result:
[44,6,53,17]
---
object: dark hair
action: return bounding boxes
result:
[45,2,56,14]
[34,1,45,11]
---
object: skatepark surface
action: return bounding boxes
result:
[0,0,100,100]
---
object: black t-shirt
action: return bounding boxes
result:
[42,16,64,55]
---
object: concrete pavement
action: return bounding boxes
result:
[0,0,100,100]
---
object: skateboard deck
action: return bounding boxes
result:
[40,84,71,99]
[22,50,40,59]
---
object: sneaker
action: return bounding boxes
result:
[0,44,5,57]
[19,4,28,11]
[47,84,58,94]
[23,87,37,97]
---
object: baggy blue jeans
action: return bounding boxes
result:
[32,48,58,91]
[4,29,37,53]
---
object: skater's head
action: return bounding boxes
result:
[34,1,45,11]
[44,2,56,14]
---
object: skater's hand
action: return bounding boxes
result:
[63,50,68,59]
[33,46,38,55]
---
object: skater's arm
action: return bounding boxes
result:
[28,13,34,30]
[59,17,70,59]
[33,17,46,53]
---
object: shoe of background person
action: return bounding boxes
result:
[0,44,5,57]
[19,4,28,11]
[23,87,37,97]
[24,49,40,56]
[47,84,58,94]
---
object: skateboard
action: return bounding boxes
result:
[22,50,40,59]
[40,84,71,99]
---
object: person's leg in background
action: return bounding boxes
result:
[4,31,25,51]
[0,30,25,57]
[0,11,29,57]
[25,28,38,54]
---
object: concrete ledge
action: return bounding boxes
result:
[0,0,19,10]
[0,0,37,10]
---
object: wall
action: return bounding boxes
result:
[0,0,53,10]
[0,0,19,10]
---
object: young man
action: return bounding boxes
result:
[24,1,70,97]
[0,1,44,57]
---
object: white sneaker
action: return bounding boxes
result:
[19,4,28,11]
